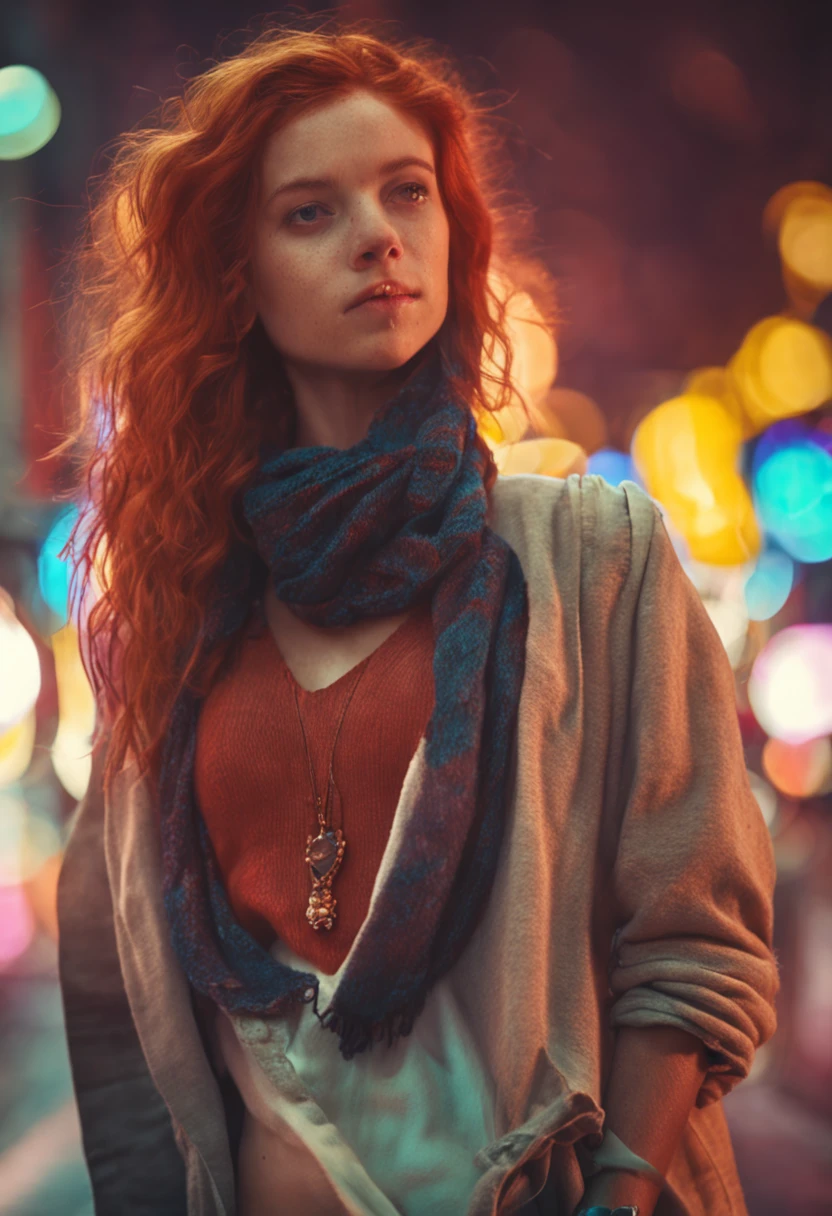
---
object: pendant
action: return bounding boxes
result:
[305,826,346,930]
[305,776,346,931]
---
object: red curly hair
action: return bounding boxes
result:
[52,18,559,797]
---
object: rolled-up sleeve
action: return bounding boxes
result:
[607,487,780,1108]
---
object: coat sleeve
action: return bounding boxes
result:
[57,725,188,1213]
[606,483,780,1108]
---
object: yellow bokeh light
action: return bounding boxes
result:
[729,316,832,435]
[495,437,587,479]
[51,620,96,739]
[50,620,95,799]
[762,180,832,238]
[779,196,832,292]
[631,393,761,564]
[683,366,752,439]
[51,724,94,802]
[758,319,832,409]
[0,709,36,788]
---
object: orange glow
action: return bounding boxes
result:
[23,854,61,942]
[529,386,609,453]
[762,736,832,799]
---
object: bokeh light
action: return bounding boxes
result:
[752,419,832,564]
[0,64,61,160]
[749,624,832,744]
[529,386,609,454]
[495,436,587,478]
[51,724,94,802]
[779,196,832,295]
[764,181,832,312]
[0,795,62,888]
[481,266,558,445]
[37,505,79,626]
[684,560,752,668]
[743,547,795,621]
[0,709,37,788]
[762,735,832,799]
[631,392,760,564]
[746,769,779,830]
[730,316,832,434]
[586,447,637,485]
[684,366,751,438]
[0,883,35,969]
[0,594,42,734]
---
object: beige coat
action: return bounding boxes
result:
[57,472,780,1215]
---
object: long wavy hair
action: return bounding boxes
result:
[52,18,559,798]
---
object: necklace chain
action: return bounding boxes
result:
[290,652,370,932]
[290,658,370,830]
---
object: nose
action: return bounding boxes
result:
[359,242,401,265]
[350,210,403,270]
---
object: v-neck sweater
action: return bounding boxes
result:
[194,596,436,977]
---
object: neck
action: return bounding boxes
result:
[283,359,417,451]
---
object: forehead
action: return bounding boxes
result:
[260,91,434,190]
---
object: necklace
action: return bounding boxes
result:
[290,658,370,931]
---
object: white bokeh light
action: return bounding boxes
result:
[748,624,832,743]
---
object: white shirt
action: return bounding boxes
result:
[214,933,498,1216]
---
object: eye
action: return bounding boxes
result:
[397,181,430,204]
[284,181,428,227]
[285,201,325,226]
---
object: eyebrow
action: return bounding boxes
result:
[264,156,436,207]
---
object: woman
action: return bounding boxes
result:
[55,22,779,1216]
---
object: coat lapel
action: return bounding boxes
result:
[57,734,189,1214]
[104,756,236,1214]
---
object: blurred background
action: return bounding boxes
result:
[2,0,832,1213]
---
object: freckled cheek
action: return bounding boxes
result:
[417,214,450,275]
[253,247,334,341]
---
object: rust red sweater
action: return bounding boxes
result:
[195,598,435,976]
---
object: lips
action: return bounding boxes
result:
[346,281,420,310]
[355,293,418,309]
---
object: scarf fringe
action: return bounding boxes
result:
[311,982,430,1061]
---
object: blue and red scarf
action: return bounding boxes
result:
[158,340,530,1060]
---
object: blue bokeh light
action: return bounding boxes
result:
[587,448,637,486]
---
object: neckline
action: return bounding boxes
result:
[257,598,422,695]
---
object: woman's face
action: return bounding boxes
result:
[250,90,450,378]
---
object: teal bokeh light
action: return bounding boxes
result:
[743,548,795,621]
[753,438,832,564]
[37,506,79,626]
[0,65,61,159]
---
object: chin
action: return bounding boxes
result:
[348,331,436,372]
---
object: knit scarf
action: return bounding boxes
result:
[158,339,530,1060]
